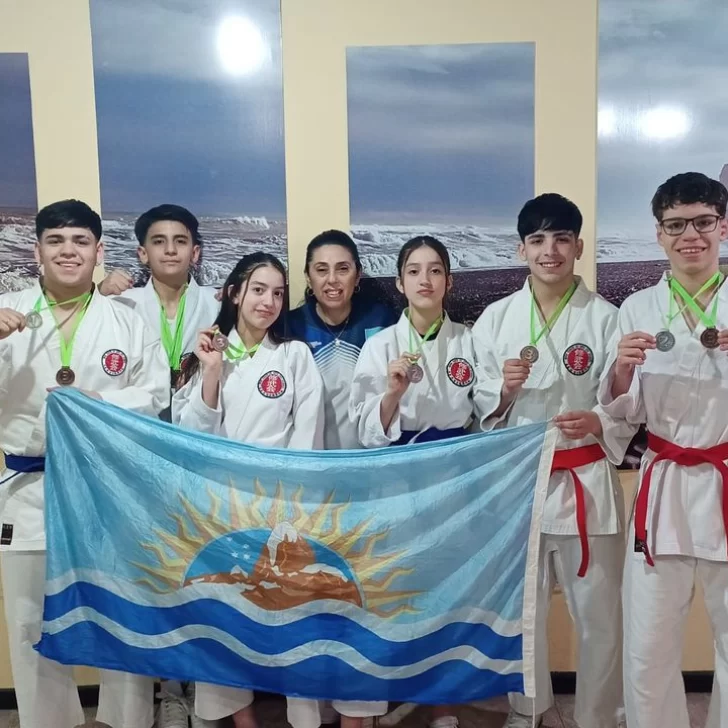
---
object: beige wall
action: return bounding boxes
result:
[0,0,714,691]
[281,0,598,301]
[547,473,715,673]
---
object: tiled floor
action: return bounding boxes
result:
[0,693,713,728]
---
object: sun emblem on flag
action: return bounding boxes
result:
[133,480,419,617]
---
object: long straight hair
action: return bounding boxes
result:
[180,252,289,385]
[396,235,452,313]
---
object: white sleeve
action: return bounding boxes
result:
[597,303,646,426]
[288,343,325,450]
[98,327,169,416]
[0,341,10,406]
[592,308,640,464]
[348,337,400,448]
[470,311,510,431]
[171,371,223,435]
[112,293,137,311]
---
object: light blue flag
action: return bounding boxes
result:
[38,389,555,705]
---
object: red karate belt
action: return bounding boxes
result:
[551,443,606,578]
[635,433,728,566]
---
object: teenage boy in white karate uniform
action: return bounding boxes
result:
[99,203,220,727]
[600,172,728,728]
[473,194,628,728]
[0,199,168,728]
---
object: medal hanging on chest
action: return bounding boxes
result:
[405,310,442,384]
[521,281,577,364]
[157,285,188,370]
[55,366,76,386]
[31,291,93,387]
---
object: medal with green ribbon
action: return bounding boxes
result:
[157,286,188,372]
[520,281,577,363]
[32,291,93,386]
[661,272,724,350]
[26,291,91,330]
[405,309,443,383]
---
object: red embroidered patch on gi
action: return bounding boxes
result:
[257,370,287,398]
[563,344,594,376]
[447,358,474,387]
[101,349,128,376]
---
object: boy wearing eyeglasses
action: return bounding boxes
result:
[599,172,728,728]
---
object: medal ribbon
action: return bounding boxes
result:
[529,281,577,346]
[157,286,188,371]
[406,309,443,361]
[32,291,92,316]
[667,272,723,330]
[225,340,261,362]
[35,291,93,371]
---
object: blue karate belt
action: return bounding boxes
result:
[0,454,46,486]
[391,426,468,446]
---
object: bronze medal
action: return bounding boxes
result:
[211,332,229,352]
[407,364,424,383]
[56,366,75,386]
[520,345,539,364]
[700,327,719,349]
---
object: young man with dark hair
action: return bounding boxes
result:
[100,203,219,726]
[100,204,219,394]
[0,199,168,728]
[473,193,628,728]
[600,172,728,728]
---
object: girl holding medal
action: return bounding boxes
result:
[172,252,325,728]
[349,235,489,728]
[350,236,487,449]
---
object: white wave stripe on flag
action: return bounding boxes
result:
[45,569,523,638]
[42,606,523,678]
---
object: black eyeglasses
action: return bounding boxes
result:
[659,214,722,236]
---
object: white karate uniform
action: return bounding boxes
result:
[599,272,728,728]
[472,277,627,728]
[172,331,325,726]
[115,277,219,704]
[115,277,219,394]
[0,282,169,728]
[349,313,489,446]
[348,313,489,720]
